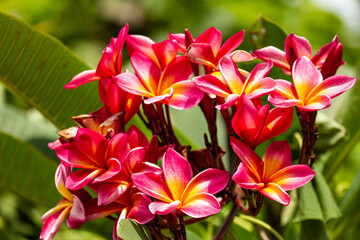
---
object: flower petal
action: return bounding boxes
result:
[126,34,159,65]
[216,30,245,62]
[259,183,290,205]
[40,207,71,240]
[268,91,301,108]
[292,57,323,102]
[230,137,263,181]
[169,33,186,53]
[245,77,276,99]
[131,172,173,203]
[97,182,131,206]
[66,195,86,229]
[152,39,178,69]
[162,148,193,201]
[64,70,99,89]
[165,81,204,110]
[85,198,124,221]
[196,26,222,55]
[193,74,231,98]
[232,163,263,189]
[285,33,312,66]
[182,168,229,200]
[93,158,122,183]
[308,75,355,100]
[127,193,155,224]
[115,72,153,98]
[181,193,220,218]
[268,165,315,191]
[311,35,338,67]
[66,169,104,190]
[55,164,73,201]
[254,47,290,71]
[263,141,292,181]
[299,94,331,111]
[105,133,128,163]
[149,201,181,215]
[216,93,240,110]
[186,43,217,69]
[219,55,245,95]
[231,50,255,62]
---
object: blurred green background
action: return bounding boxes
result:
[0,0,359,239]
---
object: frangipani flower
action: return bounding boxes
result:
[268,56,356,111]
[169,26,253,70]
[132,148,229,218]
[232,94,293,149]
[40,164,90,240]
[64,24,141,125]
[194,55,275,109]
[254,33,344,77]
[115,53,204,110]
[231,138,315,205]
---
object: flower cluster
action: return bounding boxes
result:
[41,24,355,240]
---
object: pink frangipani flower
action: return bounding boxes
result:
[115,53,204,110]
[194,55,275,109]
[254,33,344,77]
[231,138,315,205]
[132,148,229,218]
[268,56,356,111]
[232,94,293,149]
[40,164,90,240]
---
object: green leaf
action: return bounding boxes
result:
[117,219,151,240]
[298,220,330,240]
[295,181,324,222]
[0,11,100,130]
[0,132,59,207]
[249,15,287,50]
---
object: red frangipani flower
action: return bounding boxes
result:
[40,164,91,240]
[231,138,315,206]
[254,33,344,77]
[232,94,293,149]
[268,56,355,111]
[132,148,229,218]
[194,55,275,109]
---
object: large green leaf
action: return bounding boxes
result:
[0,132,59,207]
[0,11,100,130]
[117,219,151,240]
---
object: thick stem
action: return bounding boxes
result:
[213,202,239,240]
[176,210,187,240]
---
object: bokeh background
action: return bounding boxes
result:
[0,0,359,239]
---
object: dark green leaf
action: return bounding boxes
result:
[117,219,151,240]
[298,220,330,240]
[0,11,100,130]
[0,132,59,207]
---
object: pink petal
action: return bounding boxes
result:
[268,165,315,191]
[130,52,162,94]
[66,195,86,229]
[193,74,231,98]
[311,35,338,67]
[230,137,263,182]
[216,30,245,62]
[41,199,70,223]
[181,193,220,218]
[97,182,131,205]
[196,27,222,55]
[182,168,229,200]
[105,133,128,163]
[285,33,312,66]
[85,198,124,221]
[96,38,117,77]
[131,172,173,203]
[273,79,298,100]
[165,81,204,110]
[320,43,344,79]
[254,47,290,71]
[134,162,162,176]
[186,43,217,69]
[66,169,104,190]
[40,207,71,240]
[219,55,245,95]
[216,93,240,110]
[308,75,355,100]
[127,193,155,224]
[126,34,159,65]
[158,56,192,93]
[64,70,99,89]
[75,128,108,167]
[115,72,153,98]
[127,147,147,173]
[245,77,276,99]
[113,24,128,72]
[55,164,73,201]
[149,200,181,215]
[292,56,323,102]
[162,148,193,200]
[169,33,186,53]
[259,183,290,206]
[152,39,178,69]
[231,50,255,62]
[232,163,263,189]
[246,61,273,84]
[257,107,293,146]
[268,91,301,108]
[263,141,292,181]
[93,158,122,183]
[144,88,173,105]
[127,125,149,149]
[299,94,331,111]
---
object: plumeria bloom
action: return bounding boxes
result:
[268,56,356,111]
[132,148,229,218]
[115,53,204,110]
[64,24,141,125]
[194,55,275,109]
[40,164,91,240]
[254,33,344,77]
[169,26,253,70]
[232,94,293,149]
[231,138,315,205]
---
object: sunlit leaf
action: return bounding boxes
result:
[117,219,151,240]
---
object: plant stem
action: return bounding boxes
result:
[176,210,187,240]
[213,202,238,240]
[239,215,284,240]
